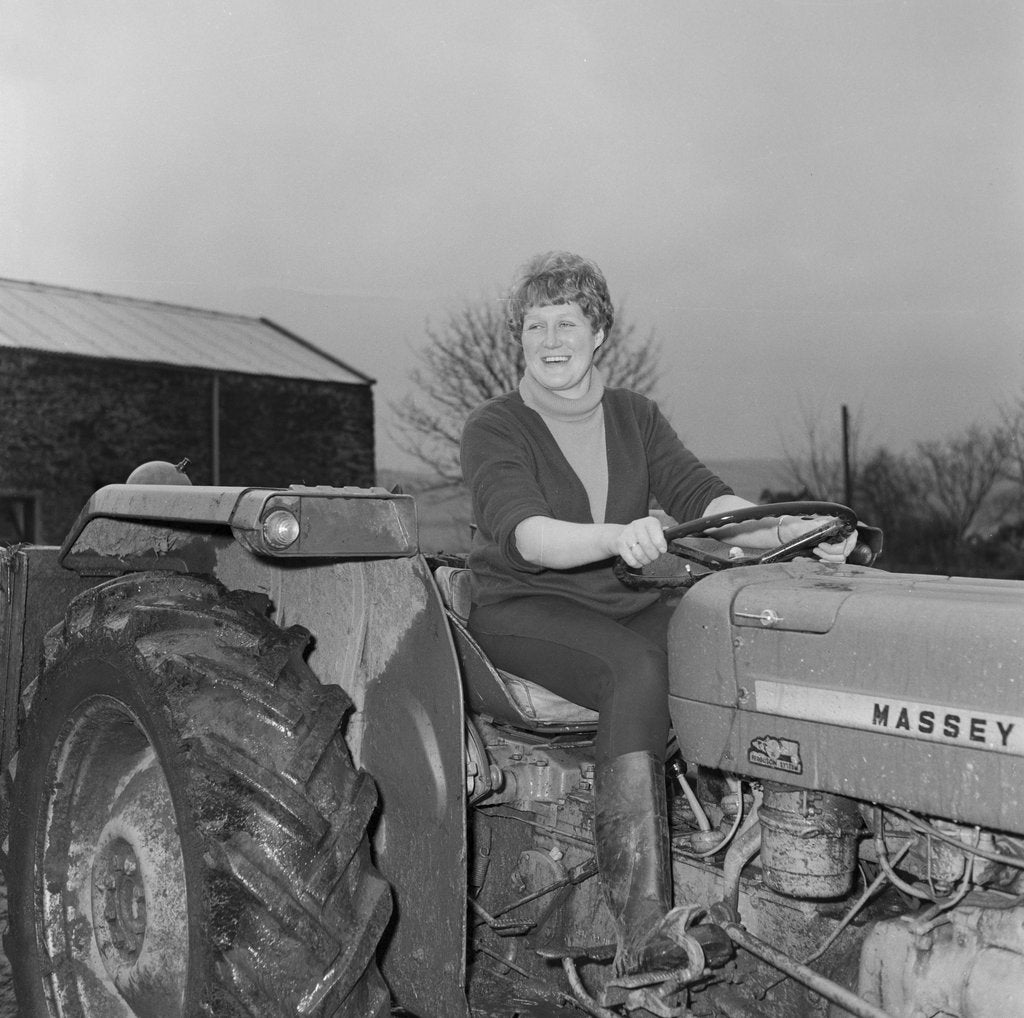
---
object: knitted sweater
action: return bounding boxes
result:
[460,386,732,618]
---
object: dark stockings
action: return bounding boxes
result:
[467,595,673,764]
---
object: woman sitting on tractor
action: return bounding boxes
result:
[460,250,855,974]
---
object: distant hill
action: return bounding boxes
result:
[377,459,794,554]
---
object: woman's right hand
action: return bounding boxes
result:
[614,517,668,568]
[516,515,670,571]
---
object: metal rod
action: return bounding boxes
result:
[490,857,598,918]
[211,372,221,485]
[842,403,853,506]
[804,841,911,964]
[472,941,535,979]
[724,922,895,1018]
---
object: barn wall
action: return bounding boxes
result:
[0,349,374,544]
[218,371,374,488]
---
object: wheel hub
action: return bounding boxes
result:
[40,697,190,1017]
[94,838,148,963]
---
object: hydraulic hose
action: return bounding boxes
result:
[560,958,619,1018]
[723,923,896,1018]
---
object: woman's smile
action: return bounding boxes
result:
[521,302,604,398]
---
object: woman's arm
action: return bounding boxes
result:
[515,495,857,569]
[514,513,670,570]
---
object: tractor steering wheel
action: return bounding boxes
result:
[614,501,859,590]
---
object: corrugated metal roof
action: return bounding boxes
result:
[0,278,374,385]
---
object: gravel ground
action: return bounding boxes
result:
[0,880,16,1016]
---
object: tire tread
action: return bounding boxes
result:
[5,570,392,1018]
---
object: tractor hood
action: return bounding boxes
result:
[667,561,1024,833]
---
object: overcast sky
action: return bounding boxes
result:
[3,1,1022,471]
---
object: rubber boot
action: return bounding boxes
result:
[594,750,673,976]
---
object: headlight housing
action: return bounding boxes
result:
[261,508,300,549]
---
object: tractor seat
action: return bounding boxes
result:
[432,566,599,734]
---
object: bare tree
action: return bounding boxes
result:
[780,403,865,504]
[998,393,1024,517]
[390,297,660,483]
[916,424,1010,543]
[855,446,930,568]
[780,406,1013,572]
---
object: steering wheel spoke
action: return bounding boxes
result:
[615,501,858,590]
[757,516,847,565]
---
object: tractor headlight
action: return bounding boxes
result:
[262,509,300,549]
[229,488,416,558]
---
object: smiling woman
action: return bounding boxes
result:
[458,250,860,975]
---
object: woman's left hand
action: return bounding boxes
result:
[778,515,858,563]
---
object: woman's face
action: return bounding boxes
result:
[521,302,605,398]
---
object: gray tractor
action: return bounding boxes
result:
[2,469,1022,1018]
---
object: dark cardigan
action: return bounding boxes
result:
[460,386,732,618]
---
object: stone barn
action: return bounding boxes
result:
[0,278,376,545]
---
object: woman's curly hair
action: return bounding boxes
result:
[506,251,614,341]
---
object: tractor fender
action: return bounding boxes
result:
[209,541,470,1018]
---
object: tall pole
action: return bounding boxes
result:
[211,373,221,485]
[841,404,852,507]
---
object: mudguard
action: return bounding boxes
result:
[210,546,470,1017]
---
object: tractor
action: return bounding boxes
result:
[2,467,1023,1018]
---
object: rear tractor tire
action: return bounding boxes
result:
[5,571,393,1018]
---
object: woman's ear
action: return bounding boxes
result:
[594,328,606,349]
